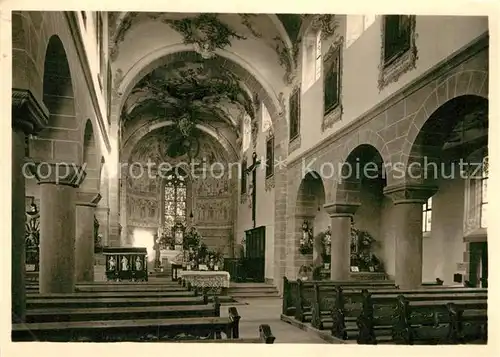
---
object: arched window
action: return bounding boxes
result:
[480,156,488,228]
[464,151,488,236]
[302,29,322,93]
[163,170,187,230]
[422,197,432,233]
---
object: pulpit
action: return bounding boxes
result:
[103,247,148,282]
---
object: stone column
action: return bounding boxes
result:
[324,203,360,281]
[11,90,49,322]
[384,184,437,289]
[33,163,86,293]
[75,192,102,282]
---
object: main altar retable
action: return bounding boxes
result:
[154,222,230,292]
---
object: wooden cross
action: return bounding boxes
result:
[245,152,261,227]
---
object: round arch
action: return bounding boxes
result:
[402,94,488,186]
[114,47,283,125]
[121,120,239,164]
[38,35,79,163]
[332,144,387,204]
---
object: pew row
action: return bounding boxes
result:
[371,295,487,345]
[26,290,195,299]
[26,298,222,323]
[26,295,212,309]
[26,284,188,293]
[283,278,397,322]
[171,324,276,343]
[12,307,241,342]
[329,287,487,344]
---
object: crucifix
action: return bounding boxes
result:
[245,152,261,227]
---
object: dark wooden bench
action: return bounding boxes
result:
[353,288,487,344]
[26,284,188,294]
[25,298,221,323]
[171,324,276,343]
[390,296,487,345]
[295,280,397,323]
[282,277,397,318]
[13,307,241,342]
[26,290,195,299]
[309,282,403,329]
[26,294,210,309]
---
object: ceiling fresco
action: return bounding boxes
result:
[122,56,255,139]
[129,126,232,165]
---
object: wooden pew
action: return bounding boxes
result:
[26,290,195,299]
[13,307,241,342]
[26,298,221,323]
[26,294,210,309]
[281,278,396,319]
[391,296,487,345]
[282,277,297,316]
[354,289,487,344]
[295,280,397,323]
[26,282,188,294]
[171,324,276,343]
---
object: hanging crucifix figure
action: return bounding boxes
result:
[245,152,261,227]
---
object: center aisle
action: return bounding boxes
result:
[220,298,328,344]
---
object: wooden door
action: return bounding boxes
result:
[244,226,266,282]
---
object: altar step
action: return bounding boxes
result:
[228,283,280,298]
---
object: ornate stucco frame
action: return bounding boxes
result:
[265,128,275,191]
[377,15,418,91]
[322,36,344,132]
[288,85,302,154]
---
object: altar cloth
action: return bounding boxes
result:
[178,271,230,288]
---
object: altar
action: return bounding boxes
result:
[178,271,230,293]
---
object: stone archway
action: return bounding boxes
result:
[291,172,327,279]
[36,35,84,294]
[327,144,387,280]
[384,94,488,289]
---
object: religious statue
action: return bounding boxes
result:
[108,256,116,271]
[153,234,161,269]
[121,256,129,271]
[135,256,143,271]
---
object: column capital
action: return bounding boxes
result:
[12,88,49,134]
[28,161,87,187]
[383,183,438,205]
[76,191,102,207]
[323,202,360,217]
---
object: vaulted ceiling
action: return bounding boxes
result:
[113,13,308,163]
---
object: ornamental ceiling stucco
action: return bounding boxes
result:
[108,13,301,89]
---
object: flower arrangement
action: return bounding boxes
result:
[299,220,314,255]
[183,227,201,250]
[350,226,384,272]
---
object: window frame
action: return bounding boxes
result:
[163,170,187,230]
[479,156,488,228]
[422,197,433,233]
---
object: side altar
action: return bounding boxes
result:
[103,247,148,282]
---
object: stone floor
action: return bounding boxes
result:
[220,297,328,343]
